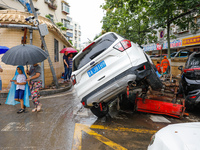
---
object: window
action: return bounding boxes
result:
[176,50,190,57]
[63,45,66,49]
[62,3,70,14]
[61,19,68,28]
[188,53,200,68]
[54,39,59,62]
[73,33,117,71]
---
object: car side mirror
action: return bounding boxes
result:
[178,65,183,71]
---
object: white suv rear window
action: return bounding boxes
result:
[73,33,117,71]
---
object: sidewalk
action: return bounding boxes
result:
[0,78,72,99]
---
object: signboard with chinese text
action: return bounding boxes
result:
[163,39,182,49]
[182,35,200,46]
[143,44,157,51]
[156,44,162,50]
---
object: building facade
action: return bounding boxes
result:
[71,21,81,50]
[143,16,200,55]
[0,0,73,88]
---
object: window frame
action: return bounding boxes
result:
[54,39,59,62]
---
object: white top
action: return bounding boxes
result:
[0,65,2,80]
[16,74,26,90]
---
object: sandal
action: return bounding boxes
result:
[37,104,42,112]
[32,108,37,112]
[17,109,25,114]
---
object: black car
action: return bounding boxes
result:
[178,52,200,109]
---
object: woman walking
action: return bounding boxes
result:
[26,63,42,112]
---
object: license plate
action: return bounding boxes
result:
[87,61,106,77]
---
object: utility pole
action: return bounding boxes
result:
[29,0,59,88]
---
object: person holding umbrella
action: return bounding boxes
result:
[26,63,43,112]
[2,44,49,112]
[63,51,69,82]
[60,47,77,82]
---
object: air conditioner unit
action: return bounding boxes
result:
[172,28,177,33]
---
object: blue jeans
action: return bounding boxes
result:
[68,68,72,80]
[64,66,69,80]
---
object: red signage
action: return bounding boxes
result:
[157,44,162,50]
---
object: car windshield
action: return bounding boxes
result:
[188,53,200,68]
[73,33,118,71]
[175,51,189,57]
[171,52,176,57]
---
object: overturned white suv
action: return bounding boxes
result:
[72,32,162,117]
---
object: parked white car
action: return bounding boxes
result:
[72,32,162,117]
[148,122,200,150]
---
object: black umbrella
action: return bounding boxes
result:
[2,44,48,66]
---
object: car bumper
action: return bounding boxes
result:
[81,62,152,107]
[185,90,200,105]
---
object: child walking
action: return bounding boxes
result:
[6,66,30,113]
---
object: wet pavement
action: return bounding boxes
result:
[0,87,200,150]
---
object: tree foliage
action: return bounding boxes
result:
[101,0,157,45]
[101,0,200,52]
[147,0,200,57]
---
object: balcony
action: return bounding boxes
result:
[61,0,68,4]
[62,3,70,14]
[48,3,57,10]
[66,24,73,30]
[66,16,72,22]
[67,32,73,38]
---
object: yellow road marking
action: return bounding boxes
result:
[90,124,157,134]
[72,123,157,150]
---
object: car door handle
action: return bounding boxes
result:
[98,76,105,81]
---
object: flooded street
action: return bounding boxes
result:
[1,87,200,150]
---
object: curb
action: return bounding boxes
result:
[40,83,72,96]
[0,83,72,98]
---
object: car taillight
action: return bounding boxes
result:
[190,96,196,99]
[71,75,76,85]
[82,101,86,106]
[82,42,95,52]
[184,68,200,73]
[114,39,131,52]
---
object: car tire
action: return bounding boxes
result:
[146,65,163,91]
[90,103,109,118]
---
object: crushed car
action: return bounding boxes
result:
[72,32,162,117]
[178,52,200,110]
